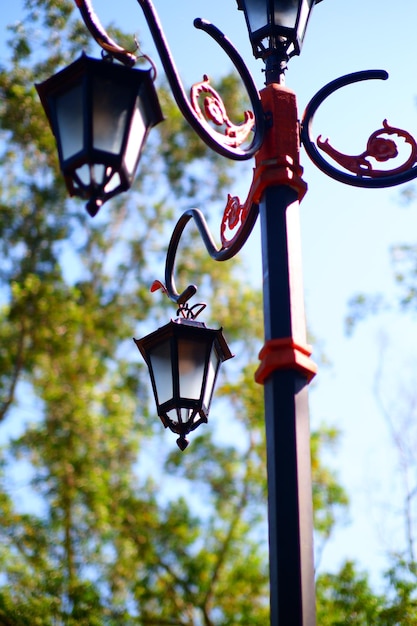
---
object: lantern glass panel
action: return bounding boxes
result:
[243,2,268,32]
[203,346,220,409]
[178,338,208,400]
[55,84,83,161]
[92,75,131,155]
[297,0,314,42]
[75,163,104,186]
[124,99,147,175]
[104,170,121,193]
[166,407,193,426]
[274,1,299,29]
[75,164,90,185]
[149,342,173,405]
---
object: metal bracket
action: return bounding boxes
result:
[301,69,417,188]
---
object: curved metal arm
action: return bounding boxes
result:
[74,0,137,66]
[301,70,417,188]
[162,204,259,307]
[74,0,265,160]
[137,2,265,160]
[137,1,265,159]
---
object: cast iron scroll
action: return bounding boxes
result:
[301,70,417,188]
[74,0,265,160]
[159,206,259,309]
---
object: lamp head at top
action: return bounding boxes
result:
[237,0,323,63]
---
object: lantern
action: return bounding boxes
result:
[237,0,323,60]
[36,54,163,216]
[134,318,233,450]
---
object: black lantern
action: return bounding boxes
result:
[36,54,163,216]
[237,0,323,60]
[134,318,233,450]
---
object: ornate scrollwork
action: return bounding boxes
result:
[317,119,417,178]
[191,75,255,148]
[159,205,258,307]
[74,0,265,160]
[221,194,252,247]
[301,70,417,188]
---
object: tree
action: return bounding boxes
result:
[0,1,349,623]
[328,193,417,621]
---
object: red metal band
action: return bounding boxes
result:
[255,83,307,201]
[255,338,317,385]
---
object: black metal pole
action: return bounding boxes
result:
[252,80,317,624]
[258,186,316,625]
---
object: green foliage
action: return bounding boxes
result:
[380,559,417,624]
[316,561,384,625]
[0,3,271,623]
[317,558,417,625]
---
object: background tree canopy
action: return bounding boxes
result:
[1,1,417,624]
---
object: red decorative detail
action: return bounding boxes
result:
[223,194,243,230]
[190,75,255,148]
[150,279,167,294]
[221,194,249,247]
[255,338,317,385]
[317,120,417,177]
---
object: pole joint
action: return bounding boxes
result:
[255,338,317,385]
[256,83,307,200]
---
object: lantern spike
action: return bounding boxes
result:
[86,197,103,217]
[176,436,189,451]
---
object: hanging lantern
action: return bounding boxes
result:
[134,317,233,450]
[237,0,323,60]
[36,54,163,216]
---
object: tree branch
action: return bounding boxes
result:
[0,320,26,422]
[201,444,253,623]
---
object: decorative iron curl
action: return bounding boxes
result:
[301,70,417,188]
[191,75,255,149]
[74,0,137,66]
[74,0,265,160]
[151,204,258,308]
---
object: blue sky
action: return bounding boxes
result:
[2,0,417,587]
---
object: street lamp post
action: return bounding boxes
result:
[37,1,417,624]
